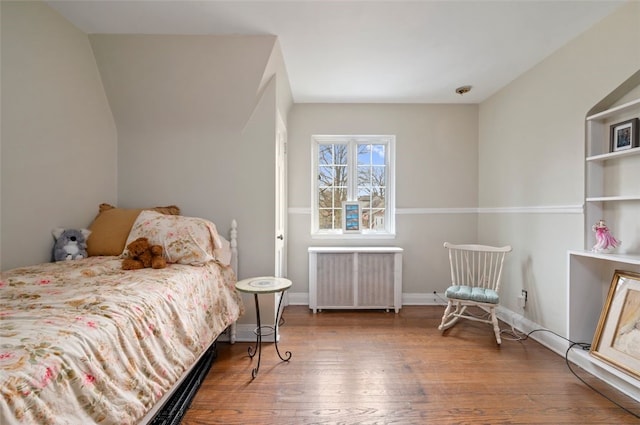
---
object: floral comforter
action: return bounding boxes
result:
[0,257,243,425]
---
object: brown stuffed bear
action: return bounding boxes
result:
[149,245,166,269]
[122,237,167,270]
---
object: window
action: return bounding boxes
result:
[312,135,395,237]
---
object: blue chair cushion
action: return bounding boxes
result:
[445,285,499,304]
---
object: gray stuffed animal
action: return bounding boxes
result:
[52,228,91,261]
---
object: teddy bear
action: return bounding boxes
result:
[122,237,167,270]
[52,228,91,261]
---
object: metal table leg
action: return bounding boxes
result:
[247,290,292,379]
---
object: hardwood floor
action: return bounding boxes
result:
[183,306,639,424]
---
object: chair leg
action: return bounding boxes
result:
[490,307,501,345]
[438,300,461,332]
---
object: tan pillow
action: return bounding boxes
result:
[86,203,180,256]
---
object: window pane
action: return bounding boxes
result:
[335,208,343,230]
[335,144,348,165]
[334,165,348,186]
[319,188,348,209]
[371,144,385,165]
[358,166,371,185]
[334,187,347,208]
[318,188,333,209]
[314,136,394,234]
[371,209,385,230]
[319,207,344,230]
[319,144,348,166]
[357,187,370,200]
[319,208,333,230]
[372,165,385,184]
[358,144,371,165]
[319,145,333,165]
[318,166,334,187]
[370,190,385,208]
[362,208,370,229]
[319,165,349,188]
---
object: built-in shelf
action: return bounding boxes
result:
[568,249,640,266]
[586,195,640,202]
[584,93,639,238]
[570,349,640,398]
[586,97,640,121]
[586,146,640,162]
[572,76,640,402]
[567,250,640,402]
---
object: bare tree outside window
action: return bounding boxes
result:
[358,144,386,230]
[318,144,348,230]
[313,135,395,236]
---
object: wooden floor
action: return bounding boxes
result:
[182,306,639,425]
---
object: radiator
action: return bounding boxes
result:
[308,247,403,313]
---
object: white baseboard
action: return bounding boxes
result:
[496,306,640,402]
[402,292,449,306]
[287,291,309,306]
[287,292,449,307]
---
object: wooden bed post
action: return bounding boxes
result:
[229,219,238,344]
[230,219,238,275]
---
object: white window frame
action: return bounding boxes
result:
[311,134,396,239]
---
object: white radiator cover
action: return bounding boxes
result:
[308,247,403,313]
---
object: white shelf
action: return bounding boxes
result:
[586,195,640,202]
[584,91,640,236]
[568,249,640,265]
[572,78,640,403]
[586,146,640,162]
[586,97,640,121]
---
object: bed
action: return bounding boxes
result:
[0,207,244,425]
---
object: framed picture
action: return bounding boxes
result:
[342,201,362,233]
[610,118,639,152]
[590,270,640,379]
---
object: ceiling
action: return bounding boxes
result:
[47,0,625,104]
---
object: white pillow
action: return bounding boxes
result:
[123,210,231,266]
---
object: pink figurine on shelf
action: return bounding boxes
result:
[592,219,621,252]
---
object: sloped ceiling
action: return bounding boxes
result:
[48,0,625,103]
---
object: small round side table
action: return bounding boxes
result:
[235,276,293,378]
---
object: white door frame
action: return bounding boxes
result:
[275,112,288,280]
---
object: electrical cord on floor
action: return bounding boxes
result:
[505,327,639,419]
[431,293,637,418]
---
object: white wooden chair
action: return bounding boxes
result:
[438,242,512,345]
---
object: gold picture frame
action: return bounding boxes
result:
[590,270,640,379]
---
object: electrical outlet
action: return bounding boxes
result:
[518,290,528,308]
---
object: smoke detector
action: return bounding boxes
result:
[455,85,472,95]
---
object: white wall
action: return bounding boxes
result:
[287,104,479,299]
[478,1,640,334]
[0,1,117,270]
[88,34,292,325]
[286,4,639,332]
[3,1,637,338]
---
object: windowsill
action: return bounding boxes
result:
[311,232,396,240]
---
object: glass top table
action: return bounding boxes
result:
[235,276,292,378]
[235,276,292,294]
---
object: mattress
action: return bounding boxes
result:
[0,256,243,425]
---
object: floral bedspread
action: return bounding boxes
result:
[0,257,243,425]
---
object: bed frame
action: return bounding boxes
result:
[142,219,239,424]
